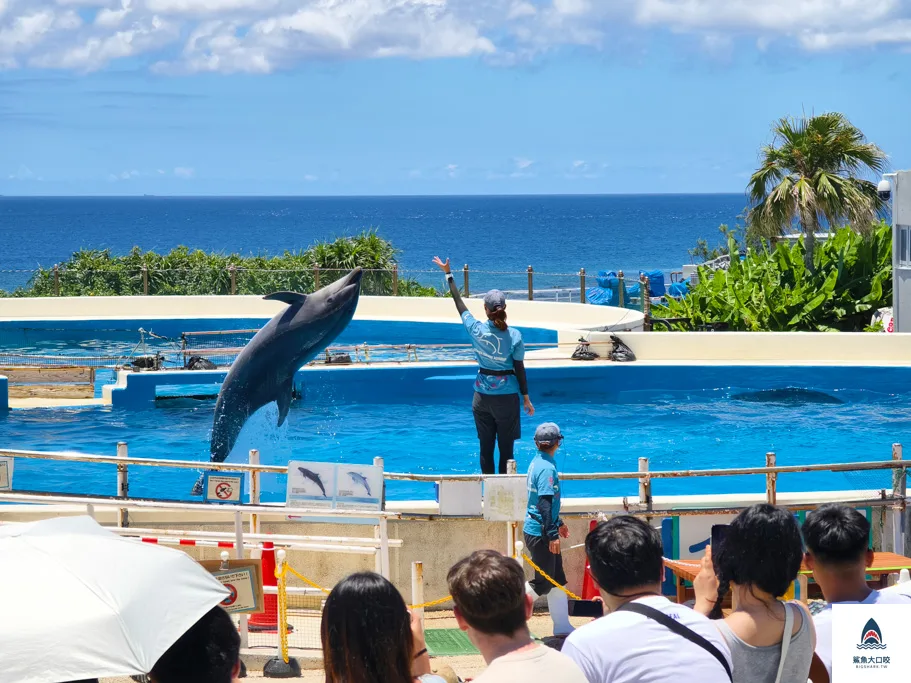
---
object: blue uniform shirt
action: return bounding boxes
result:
[460,310,525,395]
[524,451,561,538]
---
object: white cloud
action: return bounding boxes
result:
[8,164,37,180]
[444,163,458,178]
[514,157,534,169]
[572,160,586,169]
[0,0,908,73]
[303,173,317,181]
[173,166,194,177]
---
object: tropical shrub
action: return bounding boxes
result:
[0,231,440,298]
[655,223,891,331]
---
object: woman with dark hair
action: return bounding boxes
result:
[694,504,816,683]
[433,257,534,475]
[321,572,446,683]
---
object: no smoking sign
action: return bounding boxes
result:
[202,473,244,504]
[222,583,238,606]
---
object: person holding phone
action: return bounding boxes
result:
[433,256,534,475]
[523,422,573,637]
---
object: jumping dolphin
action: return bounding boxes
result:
[298,467,328,497]
[193,268,363,493]
[347,471,372,496]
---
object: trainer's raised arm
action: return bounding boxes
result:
[432,256,467,316]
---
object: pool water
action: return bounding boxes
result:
[0,390,904,501]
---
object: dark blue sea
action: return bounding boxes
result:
[0,194,746,293]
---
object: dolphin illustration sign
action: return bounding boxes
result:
[193,268,363,494]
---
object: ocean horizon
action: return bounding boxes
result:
[0,193,748,293]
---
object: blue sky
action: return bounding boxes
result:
[2,0,911,196]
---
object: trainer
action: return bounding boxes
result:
[524,422,572,637]
[433,256,534,474]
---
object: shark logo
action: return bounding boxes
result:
[857,618,887,650]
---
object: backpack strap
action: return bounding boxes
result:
[616,602,733,682]
[773,602,795,683]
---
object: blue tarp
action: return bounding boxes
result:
[588,269,686,306]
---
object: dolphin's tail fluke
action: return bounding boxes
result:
[191,472,206,496]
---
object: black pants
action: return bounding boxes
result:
[524,532,566,596]
[472,392,521,474]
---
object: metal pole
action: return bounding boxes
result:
[766,452,777,505]
[463,264,470,297]
[527,266,534,301]
[618,270,625,308]
[638,457,651,510]
[392,264,399,297]
[893,443,906,555]
[580,268,586,304]
[234,509,249,648]
[506,459,517,555]
[53,265,59,296]
[515,540,524,565]
[142,266,149,295]
[116,441,129,528]
[249,449,261,534]
[229,266,237,295]
[314,265,321,291]
[411,561,425,628]
[643,275,652,330]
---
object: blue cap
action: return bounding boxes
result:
[534,422,563,446]
[483,289,506,310]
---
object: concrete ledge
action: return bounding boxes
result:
[0,375,7,411]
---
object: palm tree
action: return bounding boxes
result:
[747,113,888,268]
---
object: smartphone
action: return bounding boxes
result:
[710,524,730,570]
[568,599,604,618]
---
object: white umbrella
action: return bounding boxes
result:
[0,515,230,683]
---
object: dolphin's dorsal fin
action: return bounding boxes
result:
[263,291,307,305]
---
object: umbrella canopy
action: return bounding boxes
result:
[0,515,230,683]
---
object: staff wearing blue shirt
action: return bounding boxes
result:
[433,256,534,474]
[524,422,573,637]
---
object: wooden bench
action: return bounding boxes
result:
[0,366,96,399]
[664,552,911,604]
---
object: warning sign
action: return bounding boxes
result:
[0,458,12,492]
[211,568,258,614]
[202,472,244,504]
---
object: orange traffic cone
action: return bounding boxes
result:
[248,541,293,633]
[581,519,599,600]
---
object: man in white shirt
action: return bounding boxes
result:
[447,549,587,683]
[562,515,732,683]
[802,504,911,683]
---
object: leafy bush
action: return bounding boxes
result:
[656,222,891,331]
[1,231,440,298]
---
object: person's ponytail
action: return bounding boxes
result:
[487,307,508,331]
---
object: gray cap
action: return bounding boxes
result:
[534,422,563,445]
[483,289,507,310]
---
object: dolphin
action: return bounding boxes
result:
[193,268,363,494]
[731,388,844,405]
[298,467,328,497]
[347,471,372,496]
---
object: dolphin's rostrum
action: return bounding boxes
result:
[193,268,363,494]
[298,467,328,497]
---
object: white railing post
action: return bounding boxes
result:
[515,540,524,566]
[374,456,385,509]
[893,444,906,555]
[234,509,249,648]
[506,459,518,556]
[411,561,425,628]
[379,516,391,579]
[638,457,651,511]
[249,449,261,534]
[116,442,129,528]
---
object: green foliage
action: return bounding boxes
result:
[655,223,892,331]
[1,231,440,298]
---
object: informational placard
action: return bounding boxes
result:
[436,480,483,516]
[832,604,911,683]
[286,461,383,511]
[0,457,12,491]
[202,472,245,504]
[199,559,263,614]
[483,476,527,522]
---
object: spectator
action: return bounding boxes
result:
[802,504,911,683]
[321,571,446,683]
[562,515,733,683]
[523,422,573,636]
[447,549,587,682]
[149,606,240,683]
[693,504,815,683]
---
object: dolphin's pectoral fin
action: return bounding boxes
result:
[276,381,293,427]
[263,291,308,305]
